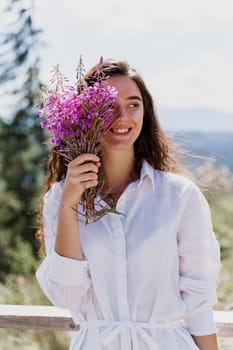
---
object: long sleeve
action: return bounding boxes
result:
[36,182,92,311]
[178,183,221,336]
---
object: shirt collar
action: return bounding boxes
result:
[136,160,155,190]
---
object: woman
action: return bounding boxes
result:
[36,59,221,349]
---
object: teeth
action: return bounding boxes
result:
[112,128,129,134]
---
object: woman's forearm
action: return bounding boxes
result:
[54,153,100,260]
[55,202,84,260]
[192,333,218,350]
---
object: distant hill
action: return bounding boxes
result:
[172,132,233,173]
[158,107,233,134]
[155,107,233,172]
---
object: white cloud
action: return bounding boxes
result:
[34,0,233,38]
[58,0,233,35]
[1,0,232,120]
[11,0,233,114]
[147,53,233,112]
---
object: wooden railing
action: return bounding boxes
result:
[0,305,233,337]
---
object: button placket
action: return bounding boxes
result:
[111,198,129,320]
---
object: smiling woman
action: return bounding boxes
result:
[36,58,221,350]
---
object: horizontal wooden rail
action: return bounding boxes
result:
[0,305,232,337]
[0,305,79,332]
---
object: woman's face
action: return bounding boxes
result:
[101,75,144,151]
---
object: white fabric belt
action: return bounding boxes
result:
[79,319,184,350]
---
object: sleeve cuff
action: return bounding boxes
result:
[186,309,217,336]
[49,249,90,286]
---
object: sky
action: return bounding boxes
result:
[33,0,233,117]
[1,0,233,131]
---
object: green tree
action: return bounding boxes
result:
[0,0,46,280]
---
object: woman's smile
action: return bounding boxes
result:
[110,126,132,135]
[101,75,144,150]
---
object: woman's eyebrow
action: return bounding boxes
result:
[127,96,143,101]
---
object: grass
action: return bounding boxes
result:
[0,329,72,350]
[0,274,72,349]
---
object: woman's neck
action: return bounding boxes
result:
[100,148,135,193]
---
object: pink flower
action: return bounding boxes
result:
[17,275,26,286]
[38,57,121,223]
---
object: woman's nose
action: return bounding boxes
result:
[117,105,127,118]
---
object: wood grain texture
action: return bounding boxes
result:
[0,305,232,337]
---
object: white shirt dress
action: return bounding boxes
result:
[36,161,221,350]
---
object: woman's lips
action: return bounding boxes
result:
[110,127,132,135]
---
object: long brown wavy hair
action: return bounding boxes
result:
[36,59,183,254]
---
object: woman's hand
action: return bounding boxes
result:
[61,154,101,207]
[192,334,218,350]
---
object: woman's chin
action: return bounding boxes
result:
[101,140,134,152]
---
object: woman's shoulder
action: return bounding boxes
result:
[153,168,200,196]
[153,169,208,211]
[44,180,65,203]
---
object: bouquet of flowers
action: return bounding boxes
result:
[38,56,120,223]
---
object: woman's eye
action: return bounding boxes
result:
[128,103,139,108]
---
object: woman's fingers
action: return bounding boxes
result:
[68,153,100,168]
[62,154,101,206]
[81,179,98,190]
[67,154,100,178]
[68,162,99,176]
[68,171,98,185]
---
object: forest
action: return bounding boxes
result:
[0,0,232,348]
